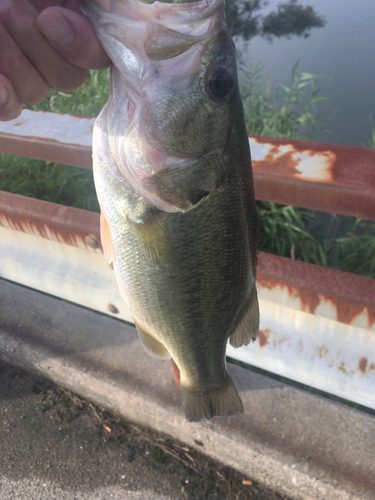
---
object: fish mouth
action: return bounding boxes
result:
[80,0,229,212]
[79,0,225,78]
[80,0,225,35]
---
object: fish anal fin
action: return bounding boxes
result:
[100,212,114,264]
[229,285,260,348]
[181,374,243,422]
[134,318,170,359]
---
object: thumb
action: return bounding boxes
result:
[36,7,110,70]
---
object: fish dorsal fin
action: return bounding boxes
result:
[100,212,114,264]
[134,317,170,359]
[229,285,260,348]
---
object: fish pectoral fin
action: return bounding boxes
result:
[128,214,176,265]
[180,374,243,422]
[229,285,260,348]
[134,318,171,359]
[100,213,114,264]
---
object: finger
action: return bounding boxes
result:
[28,0,66,13]
[0,0,87,92]
[30,0,82,16]
[0,22,50,105]
[36,7,110,70]
[0,74,23,121]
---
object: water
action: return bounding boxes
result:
[236,0,375,147]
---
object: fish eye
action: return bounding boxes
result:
[207,66,234,100]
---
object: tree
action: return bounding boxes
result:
[225,0,263,39]
[261,0,326,40]
[143,0,326,43]
[225,0,326,41]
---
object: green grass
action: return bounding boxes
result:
[0,69,109,212]
[258,203,375,278]
[240,62,375,278]
[0,155,99,212]
[258,202,328,265]
[241,61,330,139]
[1,65,374,278]
[364,118,375,148]
[331,218,375,277]
[26,68,110,116]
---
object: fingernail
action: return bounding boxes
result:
[0,0,13,15]
[39,12,76,48]
[0,83,8,107]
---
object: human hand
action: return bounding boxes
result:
[0,0,110,121]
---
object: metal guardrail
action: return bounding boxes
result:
[1,110,375,218]
[1,109,374,409]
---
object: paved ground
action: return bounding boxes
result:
[0,360,288,500]
[1,279,374,500]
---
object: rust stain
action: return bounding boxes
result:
[338,362,349,375]
[366,308,375,329]
[357,357,375,374]
[251,138,335,183]
[253,148,300,177]
[256,276,277,291]
[257,277,322,315]
[316,345,329,359]
[257,261,375,329]
[295,288,321,314]
[0,214,100,252]
[337,301,368,327]
[358,357,368,374]
[272,335,288,347]
[258,328,271,347]
[0,191,101,252]
[250,134,375,189]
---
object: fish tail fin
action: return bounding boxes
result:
[181,374,243,422]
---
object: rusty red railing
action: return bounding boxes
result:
[0,109,374,409]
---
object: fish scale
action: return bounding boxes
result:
[80,0,259,421]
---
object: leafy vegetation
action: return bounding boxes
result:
[0,70,109,212]
[261,0,326,41]
[331,218,375,277]
[364,118,375,148]
[241,61,330,139]
[257,203,375,278]
[143,0,326,42]
[0,53,374,278]
[0,155,99,212]
[26,68,110,117]
[240,63,375,278]
[224,0,325,42]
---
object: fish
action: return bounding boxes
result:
[79,0,259,421]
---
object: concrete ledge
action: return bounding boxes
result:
[1,278,374,500]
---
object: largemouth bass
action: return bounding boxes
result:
[79,0,259,421]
